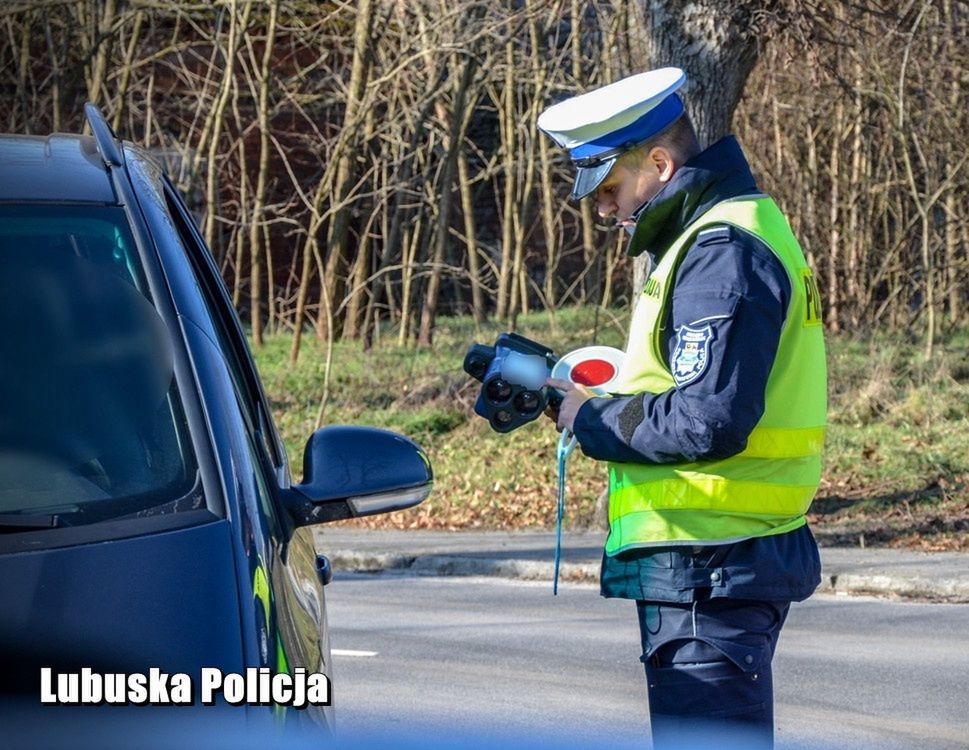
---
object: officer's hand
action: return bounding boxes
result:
[546,377,594,433]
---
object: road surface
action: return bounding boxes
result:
[325,572,969,749]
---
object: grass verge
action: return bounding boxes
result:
[252,309,969,550]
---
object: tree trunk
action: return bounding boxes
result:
[80,0,118,108]
[110,9,145,132]
[203,0,254,261]
[495,38,516,321]
[536,1,559,314]
[827,100,844,333]
[634,1,766,284]
[231,94,248,308]
[368,68,448,342]
[398,218,425,347]
[639,0,763,148]
[320,0,374,341]
[458,146,486,325]
[343,105,378,340]
[43,16,62,133]
[571,0,598,306]
[289,179,329,366]
[249,0,279,348]
[418,56,476,347]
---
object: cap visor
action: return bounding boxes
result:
[570,158,616,200]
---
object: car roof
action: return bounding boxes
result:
[0,134,118,204]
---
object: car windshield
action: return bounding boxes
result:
[0,204,199,527]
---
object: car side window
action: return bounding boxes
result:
[161,180,284,472]
[0,204,200,531]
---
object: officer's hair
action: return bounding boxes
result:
[637,114,700,164]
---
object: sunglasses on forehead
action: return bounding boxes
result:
[571,140,642,168]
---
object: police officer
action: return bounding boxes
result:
[538,68,826,749]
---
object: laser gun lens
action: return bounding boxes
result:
[467,357,488,379]
[514,390,541,415]
[494,410,513,427]
[486,378,513,403]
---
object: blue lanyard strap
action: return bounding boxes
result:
[554,428,578,595]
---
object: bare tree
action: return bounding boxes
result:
[3,0,962,348]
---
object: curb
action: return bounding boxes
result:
[327,551,600,585]
[328,550,969,603]
[820,573,969,603]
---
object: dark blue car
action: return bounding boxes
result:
[0,105,432,733]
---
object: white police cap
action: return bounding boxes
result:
[537,67,687,200]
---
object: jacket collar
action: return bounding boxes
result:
[627,135,760,258]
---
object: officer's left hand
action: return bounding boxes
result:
[546,377,594,433]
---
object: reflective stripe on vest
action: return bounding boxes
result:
[606,196,827,555]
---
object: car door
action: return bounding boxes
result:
[160,179,332,729]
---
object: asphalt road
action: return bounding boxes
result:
[325,572,969,750]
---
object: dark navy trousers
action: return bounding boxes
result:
[636,598,790,749]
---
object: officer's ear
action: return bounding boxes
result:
[647,146,676,183]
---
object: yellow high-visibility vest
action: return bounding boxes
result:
[606,195,827,555]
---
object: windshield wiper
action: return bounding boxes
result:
[0,513,65,533]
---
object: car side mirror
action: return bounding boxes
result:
[281,425,433,530]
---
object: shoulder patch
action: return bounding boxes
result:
[695,225,732,247]
[671,323,715,387]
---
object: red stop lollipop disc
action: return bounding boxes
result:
[570,359,616,387]
[550,346,625,395]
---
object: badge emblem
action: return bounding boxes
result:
[671,323,714,386]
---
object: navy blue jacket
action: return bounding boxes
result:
[572,136,822,603]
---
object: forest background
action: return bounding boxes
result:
[2,0,967,547]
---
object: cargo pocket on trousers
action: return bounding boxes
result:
[644,638,772,719]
